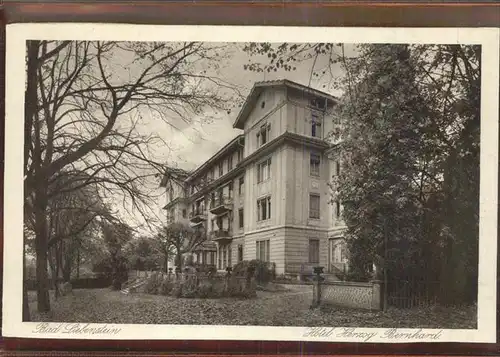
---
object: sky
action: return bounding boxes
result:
[153,43,348,172]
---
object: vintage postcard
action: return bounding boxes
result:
[3,24,499,343]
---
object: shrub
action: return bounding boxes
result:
[159,278,174,295]
[197,280,215,298]
[225,276,256,298]
[191,263,217,276]
[181,277,199,298]
[92,256,129,288]
[171,280,183,298]
[143,273,161,294]
[232,260,273,285]
[70,277,112,289]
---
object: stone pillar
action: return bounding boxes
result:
[370,280,383,311]
[310,266,324,309]
[224,267,233,294]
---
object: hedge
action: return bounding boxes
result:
[25,276,112,291]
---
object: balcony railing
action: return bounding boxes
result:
[189,209,207,223]
[209,229,232,243]
[209,195,233,215]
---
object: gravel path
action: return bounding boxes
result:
[29,287,476,328]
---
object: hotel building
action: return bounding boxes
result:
[160,80,348,276]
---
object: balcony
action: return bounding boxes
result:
[210,229,232,244]
[192,240,217,252]
[209,196,233,216]
[189,209,207,223]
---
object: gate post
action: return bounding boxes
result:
[311,266,324,309]
[370,280,383,311]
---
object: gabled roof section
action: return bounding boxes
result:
[233,79,338,130]
[185,134,245,182]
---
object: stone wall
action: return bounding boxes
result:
[319,280,382,311]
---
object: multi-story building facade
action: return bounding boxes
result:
[160,79,348,275]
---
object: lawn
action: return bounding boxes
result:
[28,287,476,328]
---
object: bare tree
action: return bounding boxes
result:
[24,40,237,313]
[156,222,206,270]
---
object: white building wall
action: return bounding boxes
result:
[177,83,348,274]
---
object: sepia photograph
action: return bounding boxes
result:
[3,25,499,343]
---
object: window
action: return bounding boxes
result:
[238,208,244,228]
[182,209,187,218]
[309,239,320,264]
[228,156,233,171]
[238,245,244,262]
[257,158,271,182]
[239,176,244,195]
[261,101,265,109]
[335,200,341,219]
[222,246,227,269]
[218,162,223,176]
[310,153,321,177]
[257,123,271,147]
[335,161,340,176]
[309,194,320,219]
[257,196,271,221]
[228,246,232,267]
[228,182,233,198]
[311,113,321,138]
[256,240,270,262]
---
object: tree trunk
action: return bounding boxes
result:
[164,250,169,273]
[35,219,50,312]
[22,255,30,321]
[34,186,51,312]
[175,246,182,270]
[51,255,59,300]
[61,241,72,282]
[76,246,80,279]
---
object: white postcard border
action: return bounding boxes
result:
[3,24,499,343]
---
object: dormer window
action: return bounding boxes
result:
[257,123,271,148]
